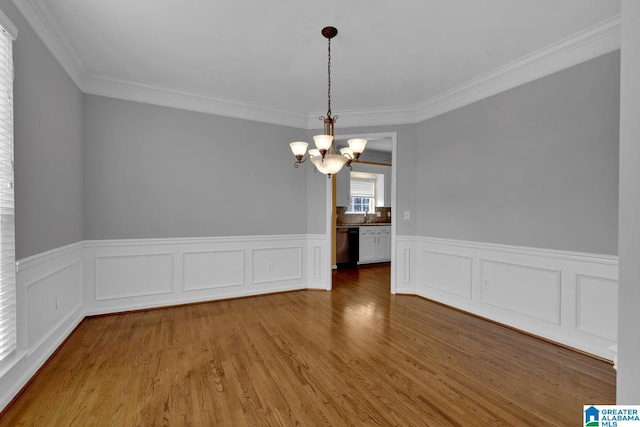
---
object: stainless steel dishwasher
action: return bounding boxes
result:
[336,227,359,269]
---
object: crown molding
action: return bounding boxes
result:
[311,14,620,128]
[0,8,18,39]
[415,14,621,123]
[82,73,309,128]
[12,0,85,87]
[306,105,418,130]
[13,0,620,129]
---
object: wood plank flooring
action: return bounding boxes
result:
[0,263,615,426]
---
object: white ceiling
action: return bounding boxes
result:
[15,0,621,128]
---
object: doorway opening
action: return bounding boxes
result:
[328,131,397,293]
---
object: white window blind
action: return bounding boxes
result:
[350,177,375,198]
[0,15,16,367]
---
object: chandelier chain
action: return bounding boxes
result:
[289,26,366,177]
[327,37,331,117]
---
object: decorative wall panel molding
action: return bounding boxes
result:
[418,250,473,298]
[83,235,327,314]
[395,235,618,360]
[251,246,303,284]
[313,246,321,280]
[183,249,245,291]
[480,260,561,325]
[576,275,618,341]
[394,237,418,294]
[24,259,83,349]
[305,235,331,291]
[95,253,174,300]
[402,248,411,284]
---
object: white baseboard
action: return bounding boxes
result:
[395,236,618,360]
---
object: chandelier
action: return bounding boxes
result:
[289,26,367,177]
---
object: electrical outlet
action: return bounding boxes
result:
[376,211,381,217]
[266,262,273,271]
[482,280,490,289]
[404,211,411,220]
[56,293,61,309]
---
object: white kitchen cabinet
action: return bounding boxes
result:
[359,226,391,264]
[359,227,377,262]
[376,227,391,260]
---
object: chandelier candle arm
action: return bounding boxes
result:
[287,26,366,177]
[340,146,355,169]
[339,146,354,159]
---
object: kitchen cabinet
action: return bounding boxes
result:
[359,226,391,264]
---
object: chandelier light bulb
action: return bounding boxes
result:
[347,138,367,154]
[313,134,334,152]
[289,141,308,160]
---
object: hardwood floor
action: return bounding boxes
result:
[1,263,615,426]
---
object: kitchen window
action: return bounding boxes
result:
[346,172,376,214]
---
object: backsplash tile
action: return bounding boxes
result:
[336,206,391,225]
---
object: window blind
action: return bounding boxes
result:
[0,18,15,366]
[350,177,375,198]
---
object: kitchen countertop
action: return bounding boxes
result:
[336,223,391,228]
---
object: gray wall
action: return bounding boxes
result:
[5,0,619,260]
[83,95,309,239]
[617,0,640,404]
[3,0,84,260]
[416,51,620,255]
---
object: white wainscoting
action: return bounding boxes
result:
[395,236,618,360]
[1,234,330,413]
[95,253,175,300]
[183,249,245,291]
[419,250,473,299]
[395,237,418,294]
[0,242,85,411]
[306,235,331,290]
[480,260,561,325]
[83,234,331,315]
[576,275,618,342]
